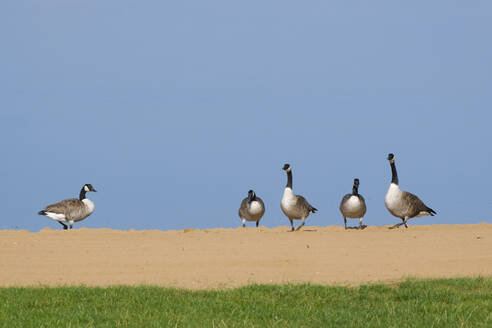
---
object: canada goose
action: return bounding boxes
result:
[281,164,317,231]
[238,189,265,228]
[339,178,367,229]
[385,153,436,229]
[38,184,97,229]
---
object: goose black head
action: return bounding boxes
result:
[83,184,97,192]
[387,153,395,163]
[353,178,360,187]
[282,163,291,172]
[247,189,256,202]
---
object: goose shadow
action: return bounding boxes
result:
[344,225,368,230]
[287,228,318,232]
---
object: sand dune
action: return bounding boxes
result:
[0,224,490,289]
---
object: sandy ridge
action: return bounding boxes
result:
[0,224,491,289]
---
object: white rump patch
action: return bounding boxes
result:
[44,212,66,222]
[415,211,432,218]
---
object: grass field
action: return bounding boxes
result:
[0,278,491,327]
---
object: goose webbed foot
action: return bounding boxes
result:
[295,218,306,231]
[389,218,408,230]
[256,221,259,228]
[389,223,401,229]
[59,222,68,230]
[344,218,347,230]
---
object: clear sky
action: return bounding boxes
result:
[2,1,491,231]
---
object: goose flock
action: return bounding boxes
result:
[38,153,436,231]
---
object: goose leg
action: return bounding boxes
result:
[289,219,294,231]
[403,217,409,229]
[389,221,403,229]
[344,217,347,230]
[59,221,68,230]
[69,220,74,229]
[242,219,246,228]
[359,218,363,229]
[295,218,306,231]
[392,218,406,229]
[256,220,259,228]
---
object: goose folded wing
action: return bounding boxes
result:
[340,194,352,204]
[256,197,266,209]
[45,198,85,217]
[404,192,435,215]
[297,195,317,213]
[238,198,248,217]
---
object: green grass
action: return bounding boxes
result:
[0,278,491,327]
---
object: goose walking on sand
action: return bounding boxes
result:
[38,184,97,229]
[238,189,265,228]
[280,164,317,231]
[384,153,436,229]
[340,178,366,229]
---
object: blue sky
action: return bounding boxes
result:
[1,1,491,231]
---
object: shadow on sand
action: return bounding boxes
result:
[344,225,368,230]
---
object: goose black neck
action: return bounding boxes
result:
[390,161,399,185]
[248,194,256,203]
[79,188,87,200]
[352,185,359,196]
[286,170,293,189]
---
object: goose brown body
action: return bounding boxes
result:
[339,178,366,229]
[238,190,265,227]
[38,184,97,229]
[280,164,317,231]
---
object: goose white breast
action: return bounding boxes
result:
[249,200,263,215]
[281,188,297,212]
[344,196,363,211]
[82,198,95,214]
[384,183,401,210]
